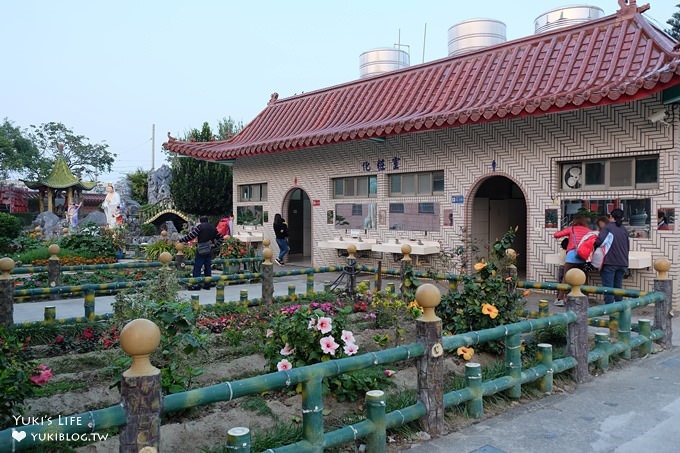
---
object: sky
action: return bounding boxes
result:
[1,1,676,184]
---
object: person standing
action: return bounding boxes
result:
[594,209,629,304]
[178,216,224,290]
[552,214,591,306]
[273,213,289,266]
[67,201,83,228]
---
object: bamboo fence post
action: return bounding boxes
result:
[619,307,632,359]
[608,313,619,342]
[365,390,386,453]
[84,285,95,322]
[638,319,652,357]
[0,257,15,328]
[400,244,413,299]
[415,283,444,436]
[240,290,248,306]
[226,427,251,452]
[288,284,297,299]
[538,299,550,318]
[44,306,56,323]
[505,333,522,398]
[174,242,185,271]
[653,258,673,349]
[306,269,315,295]
[565,268,591,383]
[215,279,225,305]
[261,241,274,305]
[47,244,61,300]
[323,281,331,293]
[301,374,324,451]
[376,260,382,291]
[191,295,200,313]
[119,319,162,453]
[387,283,396,294]
[594,332,610,371]
[465,362,483,419]
[537,343,553,394]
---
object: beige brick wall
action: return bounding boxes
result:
[233,94,679,305]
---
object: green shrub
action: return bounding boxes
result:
[437,227,524,354]
[0,326,37,429]
[144,239,175,260]
[10,212,35,227]
[140,223,156,236]
[0,212,21,239]
[58,225,117,258]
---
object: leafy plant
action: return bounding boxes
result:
[0,326,37,429]
[355,281,416,346]
[144,239,175,260]
[0,212,21,240]
[140,223,157,236]
[437,227,524,354]
[328,368,392,402]
[58,224,117,258]
[218,236,247,259]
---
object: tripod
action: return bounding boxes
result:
[330,257,358,300]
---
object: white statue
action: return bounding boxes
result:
[101,183,121,228]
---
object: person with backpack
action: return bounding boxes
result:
[273,213,289,266]
[178,216,224,290]
[594,209,629,304]
[553,214,591,306]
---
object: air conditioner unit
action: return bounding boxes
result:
[562,164,582,189]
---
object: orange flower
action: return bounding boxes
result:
[481,303,499,319]
[473,261,487,272]
[523,290,531,297]
[457,346,475,361]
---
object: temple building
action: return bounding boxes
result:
[165,2,680,303]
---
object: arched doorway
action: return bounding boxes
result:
[470,176,527,272]
[283,188,312,262]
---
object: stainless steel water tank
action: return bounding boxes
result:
[359,48,410,78]
[448,19,507,57]
[534,5,605,34]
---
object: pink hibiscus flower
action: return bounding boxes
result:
[341,330,355,344]
[343,342,359,356]
[266,329,274,338]
[280,343,295,356]
[277,359,293,371]
[316,317,333,334]
[320,335,339,355]
[30,365,53,386]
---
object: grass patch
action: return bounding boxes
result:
[202,421,303,452]
[33,380,88,397]
[240,396,273,417]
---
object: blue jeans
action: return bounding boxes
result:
[600,265,626,304]
[276,238,289,261]
[193,252,212,288]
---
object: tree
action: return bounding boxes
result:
[0,119,41,179]
[668,4,680,41]
[169,119,242,216]
[26,122,116,180]
[125,168,149,205]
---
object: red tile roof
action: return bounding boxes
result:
[164,3,680,161]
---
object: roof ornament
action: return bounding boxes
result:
[616,0,648,19]
[269,92,279,105]
[167,132,176,141]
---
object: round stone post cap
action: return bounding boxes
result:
[159,251,173,267]
[120,318,161,377]
[263,239,271,247]
[416,283,441,322]
[654,257,670,280]
[0,257,15,279]
[401,244,412,261]
[48,244,60,260]
[565,268,585,297]
[262,247,273,264]
[347,244,357,259]
[174,241,185,253]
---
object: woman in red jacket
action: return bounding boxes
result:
[553,215,591,306]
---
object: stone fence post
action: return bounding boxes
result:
[0,257,15,328]
[119,318,162,453]
[261,240,273,304]
[653,257,673,349]
[415,284,444,436]
[565,268,591,383]
[47,244,61,300]
[174,241,185,271]
[400,244,413,300]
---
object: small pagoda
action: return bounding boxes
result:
[21,145,97,214]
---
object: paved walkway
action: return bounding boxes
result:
[406,316,680,453]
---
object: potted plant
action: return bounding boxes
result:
[218,236,247,273]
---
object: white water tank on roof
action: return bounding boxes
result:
[534,5,605,34]
[448,19,507,57]
[359,48,410,79]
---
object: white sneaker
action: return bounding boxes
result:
[274,258,283,265]
[554,299,565,307]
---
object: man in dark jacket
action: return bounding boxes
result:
[179,216,224,290]
[594,209,629,304]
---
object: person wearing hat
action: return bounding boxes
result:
[594,208,629,304]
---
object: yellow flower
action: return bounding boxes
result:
[457,346,475,361]
[473,261,487,272]
[481,303,499,319]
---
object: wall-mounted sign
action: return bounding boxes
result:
[451,195,464,204]
[361,157,401,172]
[312,199,320,206]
